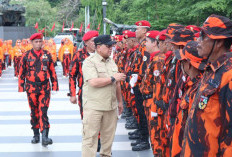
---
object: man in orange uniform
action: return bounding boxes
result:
[69,30,99,119]
[21,39,28,52]
[139,30,161,153]
[171,41,206,157]
[2,40,8,70]
[18,33,59,147]
[44,40,57,66]
[123,31,139,130]
[7,40,13,67]
[181,14,232,157]
[0,45,3,78]
[13,40,24,78]
[130,20,151,151]
[60,38,74,77]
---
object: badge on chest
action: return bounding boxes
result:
[198,95,208,110]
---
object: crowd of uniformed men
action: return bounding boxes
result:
[1,13,232,156]
[111,14,232,157]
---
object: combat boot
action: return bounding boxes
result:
[42,128,53,147]
[132,141,150,151]
[128,129,139,136]
[125,122,138,129]
[31,128,40,144]
[128,132,140,140]
[131,138,141,146]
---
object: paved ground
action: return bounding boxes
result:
[0,63,153,157]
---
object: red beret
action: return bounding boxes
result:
[122,30,129,35]
[135,20,151,28]
[146,30,160,39]
[30,33,43,40]
[114,35,123,42]
[124,30,136,39]
[83,30,99,41]
[158,29,167,41]
[185,25,201,34]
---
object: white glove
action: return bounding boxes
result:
[151,111,158,118]
[51,91,58,95]
[129,74,138,88]
[130,88,134,94]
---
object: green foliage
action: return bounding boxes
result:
[10,0,232,36]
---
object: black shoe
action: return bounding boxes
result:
[126,117,137,123]
[132,142,150,151]
[128,129,139,136]
[31,128,40,144]
[129,133,140,140]
[126,115,135,121]
[125,123,138,129]
[97,138,101,152]
[42,128,53,147]
[131,139,141,146]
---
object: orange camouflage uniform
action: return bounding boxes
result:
[171,74,202,157]
[69,46,90,119]
[18,49,59,132]
[181,53,232,156]
[150,53,170,156]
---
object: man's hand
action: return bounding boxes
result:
[70,96,77,104]
[118,101,124,115]
[113,73,126,82]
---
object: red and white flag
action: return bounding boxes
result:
[62,21,65,32]
[79,23,83,33]
[69,22,74,31]
[51,22,55,32]
[86,23,90,30]
[34,22,38,29]
[97,23,100,30]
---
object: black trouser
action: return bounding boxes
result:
[133,85,149,142]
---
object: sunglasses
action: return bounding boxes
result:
[200,31,206,41]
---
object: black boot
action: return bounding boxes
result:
[42,128,53,147]
[129,132,140,140]
[125,122,138,129]
[131,138,141,146]
[128,129,139,136]
[132,141,150,151]
[31,128,40,144]
[97,138,101,152]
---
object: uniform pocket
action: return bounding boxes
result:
[198,85,218,112]
[96,67,107,78]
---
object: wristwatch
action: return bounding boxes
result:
[111,76,116,83]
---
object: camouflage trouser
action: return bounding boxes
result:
[150,108,169,157]
[63,54,71,76]
[27,92,51,132]
[14,56,21,77]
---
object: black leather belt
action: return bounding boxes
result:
[26,79,49,86]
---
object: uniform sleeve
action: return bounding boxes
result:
[69,52,79,96]
[48,53,59,91]
[152,59,166,113]
[18,53,27,92]
[82,59,98,82]
[219,80,232,156]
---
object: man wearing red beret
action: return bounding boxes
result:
[18,33,59,147]
[69,30,99,118]
[129,20,151,151]
[122,31,139,129]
